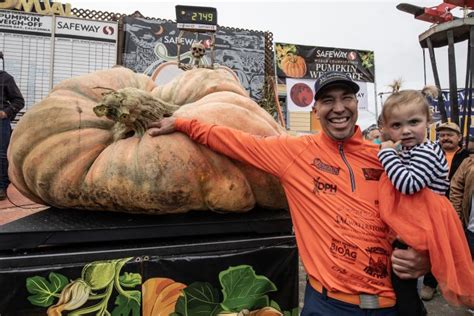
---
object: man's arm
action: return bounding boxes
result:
[391,246,430,279]
[449,160,467,221]
[2,76,25,120]
[148,117,293,178]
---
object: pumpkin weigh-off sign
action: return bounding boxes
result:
[7,67,287,214]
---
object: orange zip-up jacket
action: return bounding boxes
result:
[175,118,395,298]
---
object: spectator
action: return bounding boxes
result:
[363,124,382,144]
[0,69,24,200]
[437,122,470,180]
[421,122,470,300]
[470,135,474,151]
[450,135,474,258]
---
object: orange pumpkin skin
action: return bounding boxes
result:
[281,55,307,78]
[142,278,186,316]
[8,67,287,214]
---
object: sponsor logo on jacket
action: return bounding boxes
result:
[312,158,340,175]
[313,177,337,195]
[362,168,384,181]
[364,247,389,279]
[330,238,358,263]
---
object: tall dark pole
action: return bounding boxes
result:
[467,27,474,146]
[427,38,448,122]
[447,30,459,124]
[423,48,427,86]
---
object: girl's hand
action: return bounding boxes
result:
[381,140,401,150]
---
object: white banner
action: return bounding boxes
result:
[0,10,118,113]
[286,78,368,112]
[0,10,52,33]
[357,81,368,111]
[55,16,117,41]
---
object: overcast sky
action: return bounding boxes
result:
[70,0,469,126]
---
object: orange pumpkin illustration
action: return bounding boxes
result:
[280,55,307,78]
[142,278,186,316]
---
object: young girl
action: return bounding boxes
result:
[378,83,474,309]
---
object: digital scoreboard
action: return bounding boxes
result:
[175,5,217,31]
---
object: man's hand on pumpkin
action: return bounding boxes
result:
[148,117,176,136]
[391,245,430,279]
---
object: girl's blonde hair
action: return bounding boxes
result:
[381,80,438,124]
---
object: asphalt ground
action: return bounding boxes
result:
[423,289,469,316]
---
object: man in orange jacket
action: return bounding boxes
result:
[148,71,430,315]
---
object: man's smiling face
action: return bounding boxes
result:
[314,85,359,141]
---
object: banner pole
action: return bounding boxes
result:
[373,77,379,124]
[270,76,285,128]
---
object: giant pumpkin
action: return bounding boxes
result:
[8,67,287,214]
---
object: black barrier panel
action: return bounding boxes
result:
[0,237,298,315]
[122,16,266,101]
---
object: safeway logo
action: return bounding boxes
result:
[347,51,357,61]
[103,26,114,35]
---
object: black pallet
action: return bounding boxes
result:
[0,207,292,250]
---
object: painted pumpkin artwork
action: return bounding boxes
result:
[289,83,313,107]
[280,55,307,78]
[8,67,287,214]
[26,263,299,315]
[142,278,186,316]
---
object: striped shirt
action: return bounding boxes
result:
[378,141,449,195]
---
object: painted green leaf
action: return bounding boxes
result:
[283,307,300,316]
[82,260,116,290]
[174,282,221,316]
[119,272,142,288]
[26,272,68,307]
[246,296,269,310]
[126,290,141,305]
[111,293,140,316]
[172,297,185,316]
[219,265,277,311]
[270,300,281,311]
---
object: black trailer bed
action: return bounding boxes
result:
[0,207,292,251]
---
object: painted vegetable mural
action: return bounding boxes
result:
[275,44,307,78]
[26,258,141,316]
[8,67,287,214]
[26,263,298,316]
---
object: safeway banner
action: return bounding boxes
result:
[286,78,368,112]
[276,43,375,82]
[55,16,117,41]
[122,16,266,101]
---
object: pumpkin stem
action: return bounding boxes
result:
[93,87,179,140]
